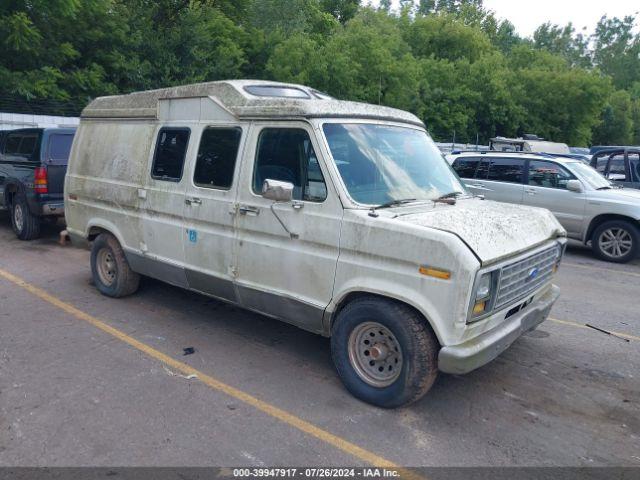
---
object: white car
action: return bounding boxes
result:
[451,151,640,263]
[65,80,565,407]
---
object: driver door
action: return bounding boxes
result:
[233,122,342,333]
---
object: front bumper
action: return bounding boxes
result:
[438,284,560,374]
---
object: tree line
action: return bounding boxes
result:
[1,0,639,146]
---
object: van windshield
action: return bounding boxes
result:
[322,123,465,205]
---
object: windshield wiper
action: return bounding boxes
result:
[374,198,418,210]
[596,186,612,190]
[434,191,464,204]
[436,191,463,200]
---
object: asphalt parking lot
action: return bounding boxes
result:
[0,212,639,468]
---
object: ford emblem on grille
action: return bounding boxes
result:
[526,267,540,283]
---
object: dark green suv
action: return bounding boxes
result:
[0,127,76,240]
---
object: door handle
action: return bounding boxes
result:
[185,197,202,206]
[238,205,260,215]
[469,183,491,191]
[525,189,537,195]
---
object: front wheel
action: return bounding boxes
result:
[331,297,439,408]
[90,233,140,297]
[591,220,639,263]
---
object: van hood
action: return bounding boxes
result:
[394,199,565,265]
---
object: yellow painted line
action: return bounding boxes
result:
[563,262,640,278]
[0,267,408,471]
[549,317,640,342]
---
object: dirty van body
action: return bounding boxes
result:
[65,80,566,407]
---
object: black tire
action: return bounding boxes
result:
[331,296,439,408]
[10,193,41,240]
[591,220,639,263]
[90,233,140,297]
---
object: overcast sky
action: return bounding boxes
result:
[482,0,639,37]
[373,1,639,37]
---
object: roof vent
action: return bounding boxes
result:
[244,85,310,99]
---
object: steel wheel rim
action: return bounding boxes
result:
[96,248,117,286]
[599,228,633,259]
[348,321,403,388]
[13,204,24,232]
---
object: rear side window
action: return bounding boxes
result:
[17,134,37,156]
[486,158,524,183]
[4,134,21,154]
[475,159,490,179]
[3,133,38,159]
[452,157,480,178]
[151,128,190,182]
[48,134,74,164]
[194,127,242,190]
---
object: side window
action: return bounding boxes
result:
[18,134,38,156]
[595,155,608,173]
[253,128,327,202]
[452,158,480,178]
[4,134,22,155]
[194,127,242,190]
[151,128,190,182]
[628,153,640,182]
[528,160,574,190]
[475,159,490,179]
[607,155,627,181]
[48,134,74,165]
[486,158,524,183]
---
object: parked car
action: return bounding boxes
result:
[451,151,640,263]
[589,145,635,155]
[589,147,640,189]
[65,80,565,407]
[570,147,590,156]
[0,127,76,239]
[490,135,571,155]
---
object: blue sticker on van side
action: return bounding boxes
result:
[187,229,197,243]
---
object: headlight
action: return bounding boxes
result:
[470,270,498,321]
[475,272,492,300]
[552,242,565,273]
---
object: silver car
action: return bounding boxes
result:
[451,152,640,263]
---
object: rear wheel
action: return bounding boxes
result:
[11,193,41,240]
[91,233,140,297]
[331,296,439,408]
[591,220,639,263]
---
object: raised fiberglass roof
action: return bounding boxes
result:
[81,80,423,127]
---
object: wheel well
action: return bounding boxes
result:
[4,184,19,206]
[330,291,441,345]
[87,226,110,241]
[586,214,640,243]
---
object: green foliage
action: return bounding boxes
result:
[593,89,634,145]
[533,22,591,68]
[406,14,492,62]
[1,0,639,146]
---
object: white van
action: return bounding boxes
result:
[65,80,566,407]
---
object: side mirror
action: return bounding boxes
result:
[566,180,583,193]
[262,179,293,202]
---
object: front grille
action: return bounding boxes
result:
[494,245,559,310]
